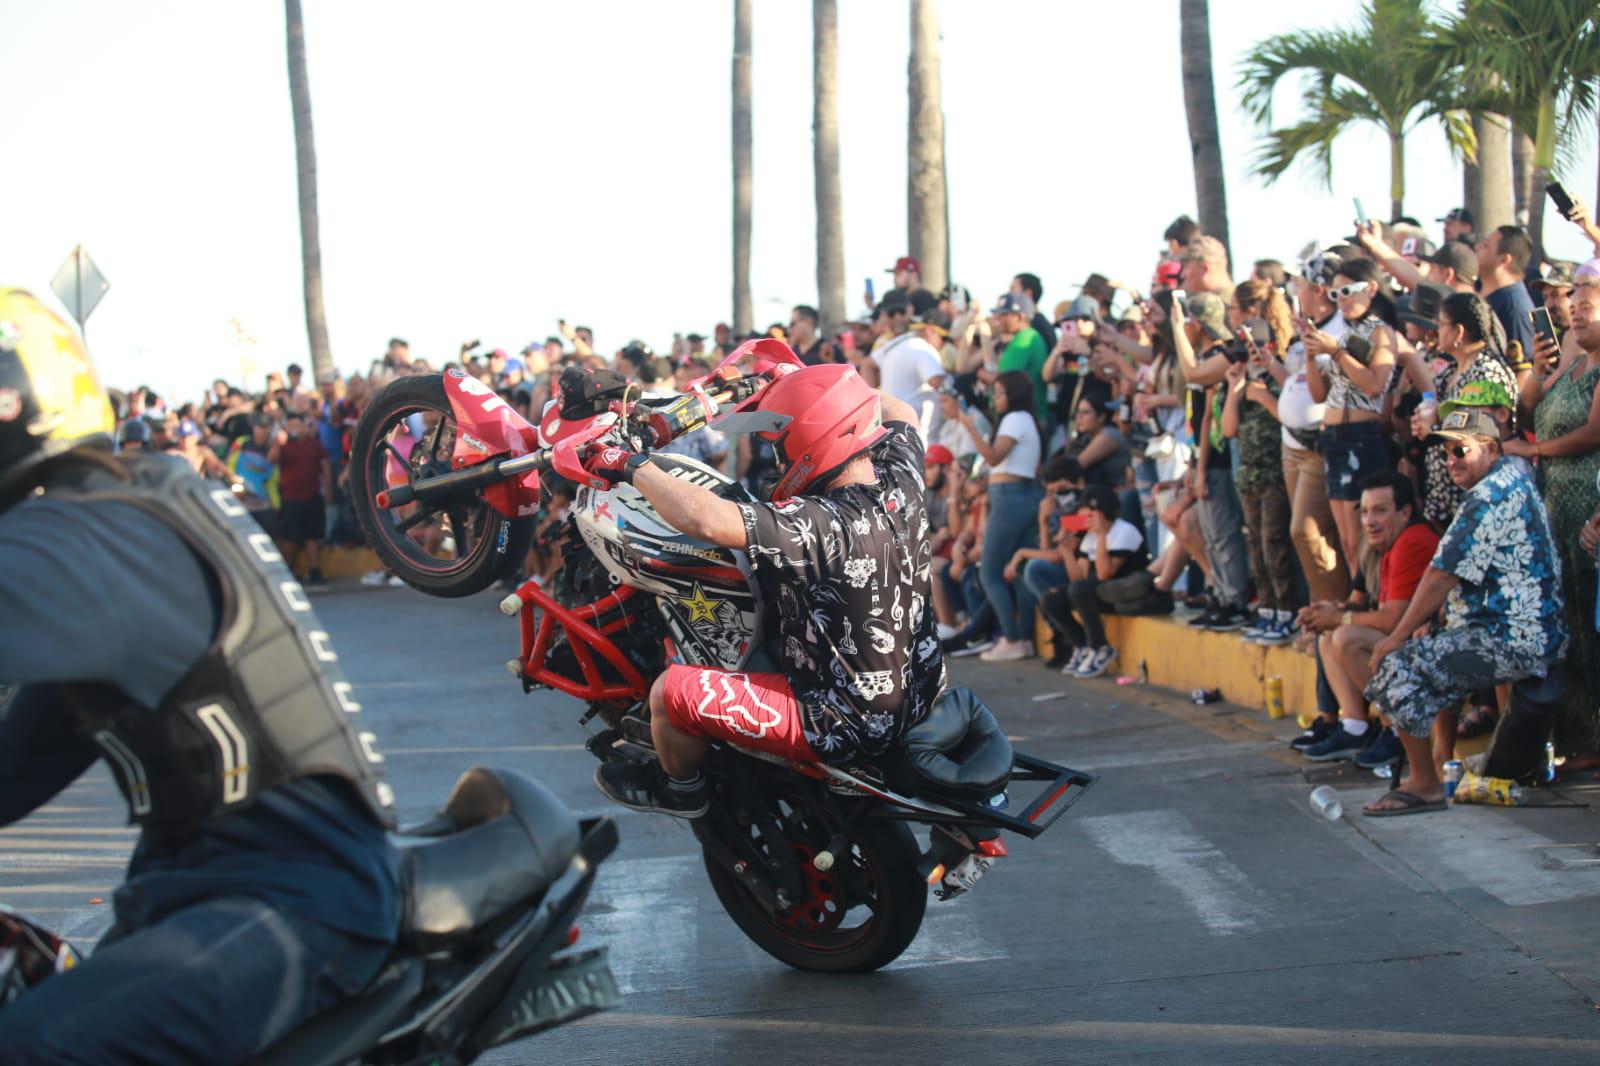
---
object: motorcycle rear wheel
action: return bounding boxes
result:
[348,373,534,597]
[703,815,926,973]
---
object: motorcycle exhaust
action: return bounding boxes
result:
[376,451,550,510]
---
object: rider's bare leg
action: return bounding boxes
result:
[649,673,707,779]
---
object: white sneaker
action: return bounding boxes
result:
[386,574,406,587]
[361,569,386,587]
[980,638,1030,663]
[1061,647,1092,675]
[936,622,961,641]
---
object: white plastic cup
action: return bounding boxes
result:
[1309,785,1343,821]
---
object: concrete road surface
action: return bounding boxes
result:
[7,583,1600,1065]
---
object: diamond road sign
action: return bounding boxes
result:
[51,245,110,327]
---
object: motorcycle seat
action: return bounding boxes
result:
[400,766,580,950]
[895,687,1014,799]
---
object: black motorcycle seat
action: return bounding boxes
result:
[402,766,580,950]
[897,687,1014,798]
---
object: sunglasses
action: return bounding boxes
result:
[1446,443,1480,459]
[1329,282,1372,299]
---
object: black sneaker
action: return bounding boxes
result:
[1204,605,1250,632]
[1045,650,1072,670]
[1301,725,1371,762]
[1354,727,1404,769]
[942,634,995,658]
[1290,716,1338,751]
[594,761,708,819]
[1186,597,1218,628]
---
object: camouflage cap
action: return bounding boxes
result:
[1185,291,1231,343]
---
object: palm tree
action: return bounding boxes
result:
[285,0,333,384]
[1468,110,1514,235]
[813,0,845,337]
[732,0,753,335]
[907,0,947,295]
[1239,0,1475,222]
[1180,0,1231,255]
[1445,0,1600,262]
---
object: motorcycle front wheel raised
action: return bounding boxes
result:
[348,373,534,597]
[703,815,927,973]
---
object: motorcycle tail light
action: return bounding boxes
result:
[566,925,581,947]
[977,837,1008,858]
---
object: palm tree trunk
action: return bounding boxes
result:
[285,0,333,384]
[812,0,845,337]
[732,0,753,335]
[1528,91,1559,268]
[907,0,947,295]
[1512,123,1534,227]
[1469,112,1513,236]
[1388,129,1404,222]
[1178,0,1231,256]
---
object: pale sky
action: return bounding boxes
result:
[5,0,1597,403]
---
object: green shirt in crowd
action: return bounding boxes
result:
[998,326,1050,422]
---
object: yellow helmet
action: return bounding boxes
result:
[0,287,117,495]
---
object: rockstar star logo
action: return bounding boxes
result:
[679,582,723,625]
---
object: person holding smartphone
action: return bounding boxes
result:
[1504,280,1600,762]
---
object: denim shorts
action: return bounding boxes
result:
[1318,422,1389,501]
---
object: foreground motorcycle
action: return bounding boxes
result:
[2,768,621,1065]
[348,340,1096,973]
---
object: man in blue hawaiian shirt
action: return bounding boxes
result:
[1362,408,1567,816]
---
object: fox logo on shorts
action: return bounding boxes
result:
[696,672,784,740]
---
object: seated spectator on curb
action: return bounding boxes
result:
[1007,455,1085,670]
[933,384,989,463]
[1362,409,1568,816]
[1041,485,1151,679]
[941,466,997,657]
[1293,470,1439,764]
[953,371,1043,662]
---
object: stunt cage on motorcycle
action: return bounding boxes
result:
[347,337,1100,973]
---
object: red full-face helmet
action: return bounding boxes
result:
[716,360,887,501]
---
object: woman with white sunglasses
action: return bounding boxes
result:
[1302,257,1398,583]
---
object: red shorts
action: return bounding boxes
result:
[660,665,819,764]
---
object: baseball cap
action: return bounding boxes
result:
[1425,407,1500,445]
[1400,282,1449,331]
[1437,207,1474,226]
[1438,379,1515,419]
[1154,259,1183,288]
[1535,261,1578,291]
[991,292,1028,315]
[1425,241,1478,282]
[1186,291,1231,342]
[886,255,921,274]
[925,443,954,465]
[1058,295,1099,322]
[1398,234,1437,260]
[1575,258,1600,283]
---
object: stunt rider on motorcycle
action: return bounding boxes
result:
[0,290,400,1064]
[582,357,947,817]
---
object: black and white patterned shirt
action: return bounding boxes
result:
[735,423,945,763]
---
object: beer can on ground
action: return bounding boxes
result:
[1442,760,1464,799]
[1265,676,1286,719]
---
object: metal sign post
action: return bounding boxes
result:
[50,245,110,335]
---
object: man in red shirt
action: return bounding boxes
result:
[271,411,334,587]
[1295,470,1440,762]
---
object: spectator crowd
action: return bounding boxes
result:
[114,197,1600,812]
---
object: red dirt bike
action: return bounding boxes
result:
[348,340,1095,972]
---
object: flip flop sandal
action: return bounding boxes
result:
[1362,789,1449,817]
[1457,706,1498,739]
